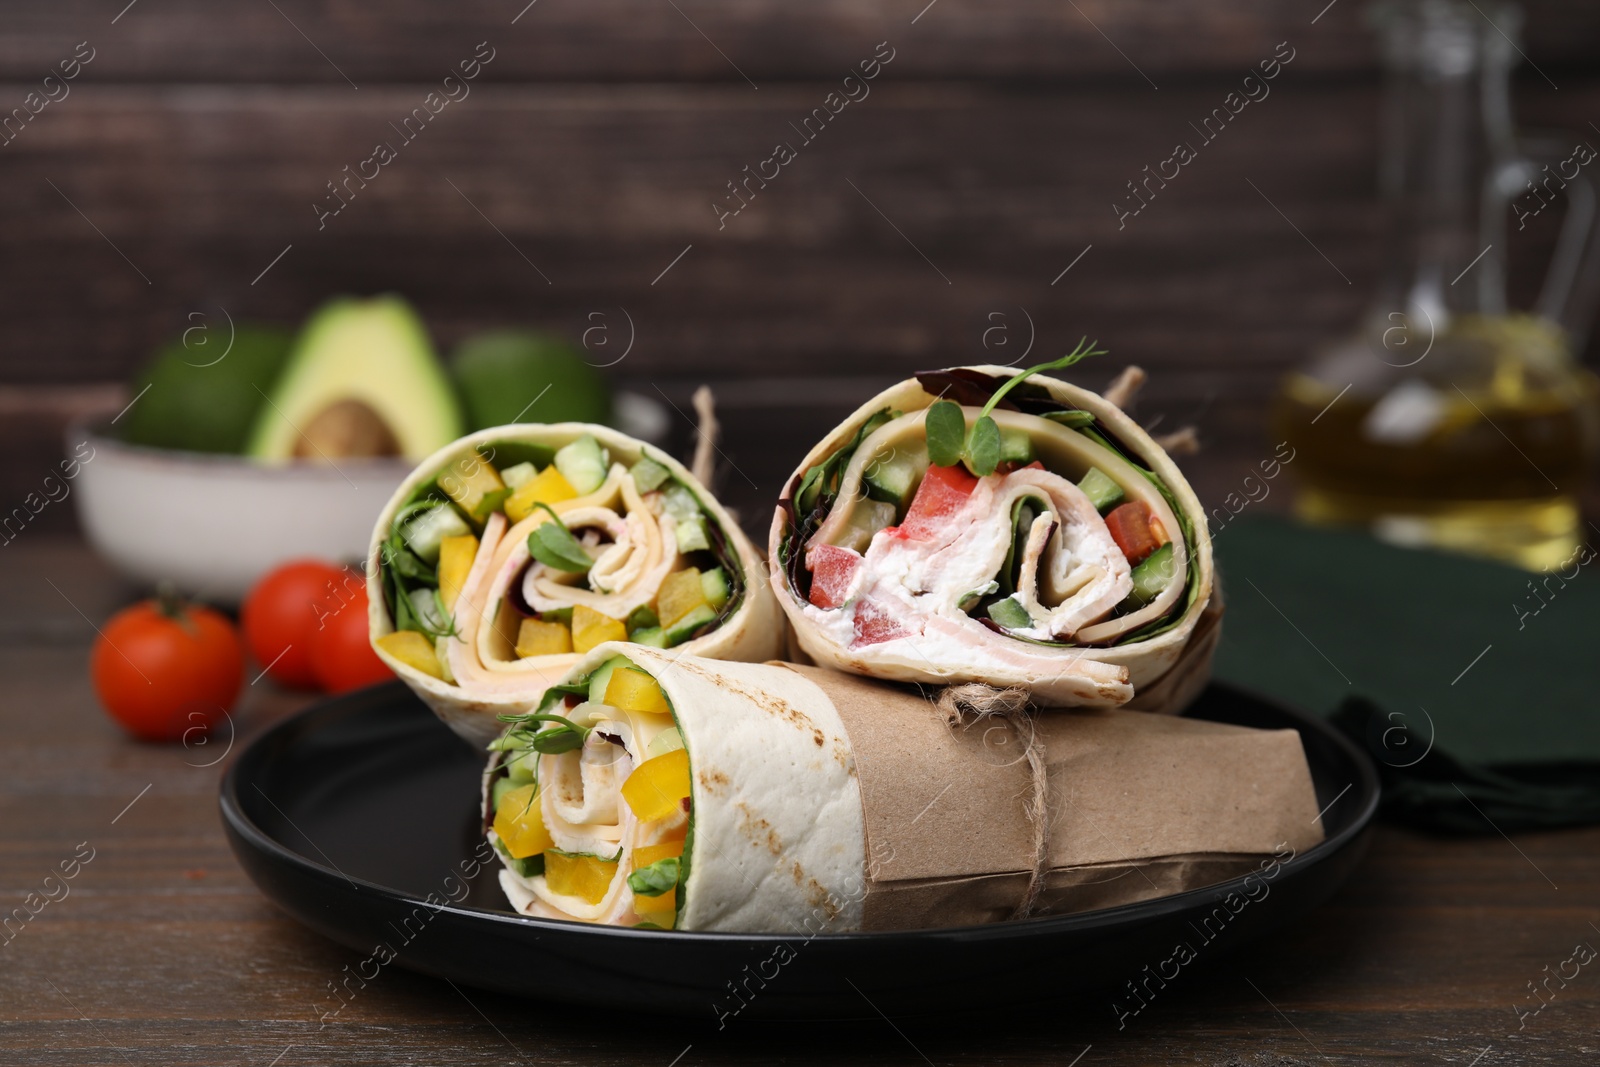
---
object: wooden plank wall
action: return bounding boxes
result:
[2,1,1597,531]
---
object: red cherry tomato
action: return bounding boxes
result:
[91,596,244,742]
[1105,501,1167,566]
[308,577,394,693]
[242,560,347,689]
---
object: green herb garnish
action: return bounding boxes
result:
[527,504,593,573]
[496,712,593,754]
[924,339,1107,476]
[627,857,681,897]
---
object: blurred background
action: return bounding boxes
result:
[3,0,1597,552]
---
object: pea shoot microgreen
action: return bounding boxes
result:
[924,339,1107,476]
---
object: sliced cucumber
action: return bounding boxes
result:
[408,587,449,633]
[490,776,520,811]
[647,726,684,758]
[630,626,669,648]
[401,503,471,564]
[540,607,574,624]
[660,484,701,522]
[863,451,922,511]
[500,461,538,490]
[999,429,1035,465]
[1077,467,1125,513]
[675,516,711,553]
[504,750,536,783]
[630,456,672,493]
[700,567,731,611]
[587,654,634,705]
[625,605,659,633]
[986,596,1032,631]
[839,499,897,553]
[663,603,717,646]
[554,434,609,495]
[1124,542,1175,608]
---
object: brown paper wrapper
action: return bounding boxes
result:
[777,664,1324,931]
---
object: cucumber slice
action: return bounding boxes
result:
[647,726,684,758]
[401,503,471,564]
[625,605,659,633]
[839,500,897,553]
[630,456,672,493]
[663,603,716,646]
[504,750,536,784]
[999,429,1034,465]
[1124,542,1175,608]
[675,516,711,553]
[554,434,609,495]
[500,461,538,490]
[587,654,634,705]
[700,567,731,611]
[863,451,922,511]
[540,607,574,624]
[490,776,519,811]
[660,484,701,522]
[1077,467,1125,513]
[986,596,1032,631]
[407,587,448,633]
[630,626,669,648]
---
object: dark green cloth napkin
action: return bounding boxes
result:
[1210,515,1600,833]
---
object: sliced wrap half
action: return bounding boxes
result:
[484,646,1323,933]
[367,424,785,744]
[768,363,1217,710]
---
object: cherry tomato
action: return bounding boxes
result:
[242,560,347,689]
[308,576,394,693]
[1105,501,1167,566]
[91,595,244,742]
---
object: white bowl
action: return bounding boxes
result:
[68,418,411,604]
[66,392,672,604]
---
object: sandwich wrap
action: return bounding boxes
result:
[769,360,1217,710]
[367,424,785,745]
[484,645,1324,933]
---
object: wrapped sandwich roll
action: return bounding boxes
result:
[484,645,1324,933]
[769,352,1216,710]
[367,424,785,745]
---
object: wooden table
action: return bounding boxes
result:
[3,536,1597,1066]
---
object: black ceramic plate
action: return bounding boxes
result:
[220,680,1377,1019]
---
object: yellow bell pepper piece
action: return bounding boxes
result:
[603,668,671,715]
[492,783,554,859]
[504,465,579,523]
[544,850,619,905]
[516,618,572,658]
[572,604,626,654]
[440,455,508,523]
[375,630,446,680]
[630,840,684,920]
[621,748,691,823]
[437,533,479,613]
[656,568,707,629]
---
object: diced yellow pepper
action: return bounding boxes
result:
[603,668,671,715]
[492,783,554,859]
[656,568,707,629]
[515,618,573,658]
[572,604,626,654]
[504,465,579,523]
[545,850,620,905]
[621,748,691,823]
[437,533,479,613]
[375,630,446,680]
[439,454,508,523]
[630,840,684,918]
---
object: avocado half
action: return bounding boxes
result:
[246,295,464,463]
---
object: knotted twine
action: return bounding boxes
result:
[935,683,1051,920]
